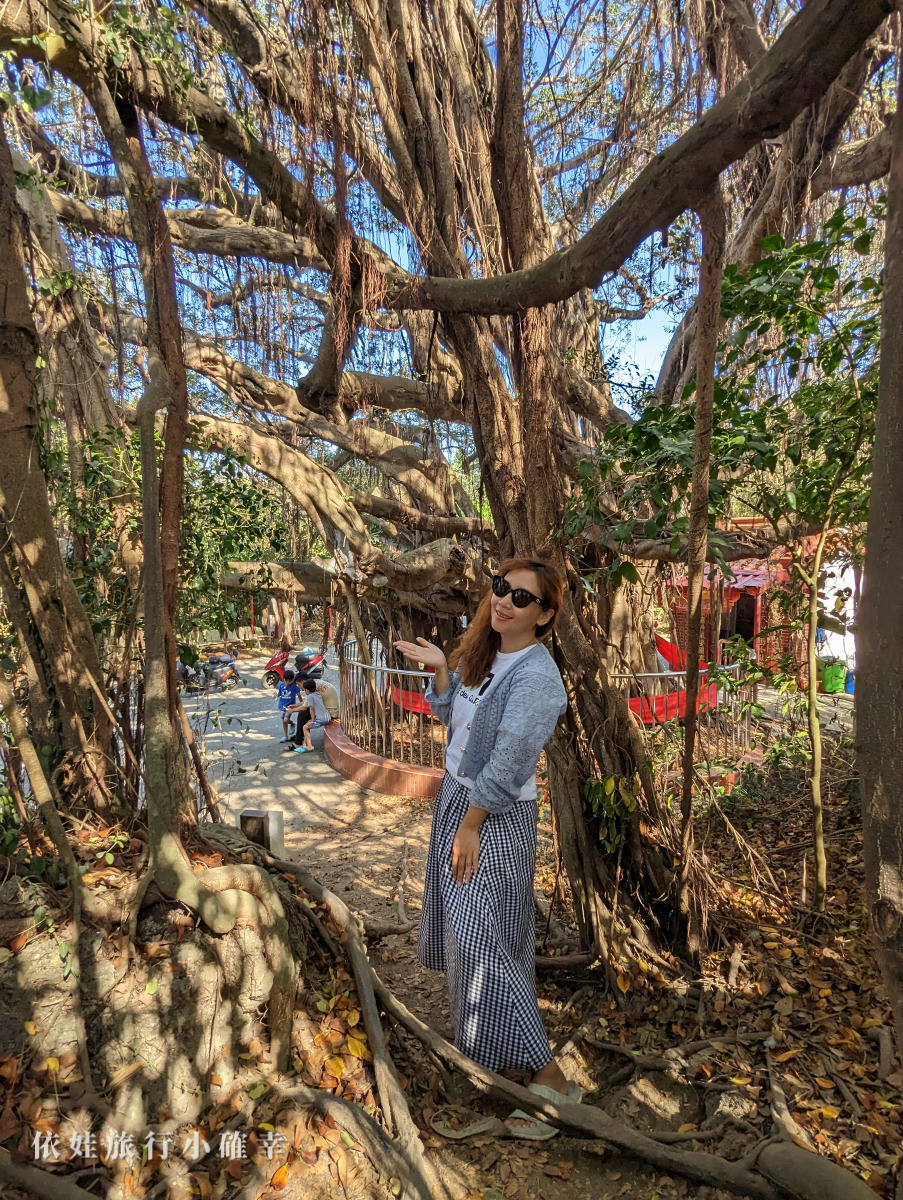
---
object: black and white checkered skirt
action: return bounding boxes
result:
[417,772,552,1072]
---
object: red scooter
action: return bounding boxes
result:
[260,647,326,689]
[261,648,290,689]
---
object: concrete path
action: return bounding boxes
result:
[181,654,437,968]
[183,653,369,829]
[756,686,855,736]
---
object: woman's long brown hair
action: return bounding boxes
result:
[449,558,564,687]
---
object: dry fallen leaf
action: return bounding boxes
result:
[270,1164,289,1190]
[773,1049,804,1063]
[189,1171,213,1199]
[346,1036,371,1062]
[325,1055,345,1081]
[0,1108,21,1142]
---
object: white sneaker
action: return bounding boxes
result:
[279,737,290,742]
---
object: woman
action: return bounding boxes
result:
[394,559,578,1119]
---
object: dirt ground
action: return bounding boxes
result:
[178,653,744,1200]
[1,649,896,1200]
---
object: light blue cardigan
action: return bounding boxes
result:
[424,641,567,814]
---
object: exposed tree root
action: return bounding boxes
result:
[0,669,109,1116]
[765,1050,815,1149]
[369,970,785,1199]
[363,841,415,938]
[267,857,451,1200]
[752,1140,878,1200]
[0,1148,99,1200]
[363,914,415,938]
[264,854,788,1198]
[152,829,295,1070]
[270,1082,439,1200]
[275,853,876,1200]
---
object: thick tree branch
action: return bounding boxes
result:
[578,519,823,565]
[43,188,328,271]
[117,313,464,498]
[353,490,493,543]
[811,121,894,198]
[15,108,212,205]
[182,410,487,590]
[384,0,893,312]
[1,0,890,316]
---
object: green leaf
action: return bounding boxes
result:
[22,84,53,111]
[248,1082,267,1099]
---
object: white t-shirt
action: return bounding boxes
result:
[444,645,539,805]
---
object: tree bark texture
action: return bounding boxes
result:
[77,68,189,722]
[858,50,903,1057]
[679,186,726,954]
[0,0,893,958]
[0,117,112,806]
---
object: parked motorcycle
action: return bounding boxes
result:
[261,647,327,689]
[178,653,243,693]
[175,658,196,689]
[203,653,242,691]
[261,648,291,689]
[294,648,326,682]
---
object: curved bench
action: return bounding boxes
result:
[323,722,443,799]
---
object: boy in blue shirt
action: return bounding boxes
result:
[277,670,300,741]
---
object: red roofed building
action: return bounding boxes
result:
[664,519,831,672]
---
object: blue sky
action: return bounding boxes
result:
[623,305,675,382]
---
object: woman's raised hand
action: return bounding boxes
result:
[393,637,447,670]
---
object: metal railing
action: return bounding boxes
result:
[337,637,756,772]
[338,639,446,770]
[609,661,754,760]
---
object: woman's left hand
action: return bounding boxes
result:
[452,823,480,885]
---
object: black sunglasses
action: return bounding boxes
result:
[491,575,549,610]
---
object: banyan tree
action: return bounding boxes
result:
[0,0,897,969]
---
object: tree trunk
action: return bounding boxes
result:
[858,51,903,1057]
[0,117,112,810]
[799,537,829,911]
[14,170,143,599]
[79,74,189,725]
[679,186,726,954]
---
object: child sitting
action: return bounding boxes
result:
[292,678,334,753]
[276,669,300,741]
